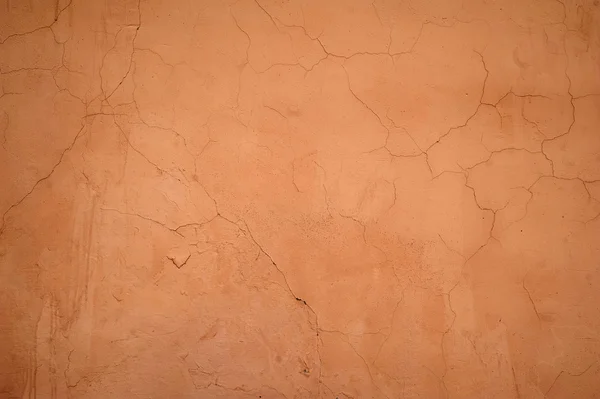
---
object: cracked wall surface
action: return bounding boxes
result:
[1,0,600,397]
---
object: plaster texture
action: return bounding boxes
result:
[1,0,600,397]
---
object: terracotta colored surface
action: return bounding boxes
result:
[1,0,600,397]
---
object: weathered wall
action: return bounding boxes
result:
[1,0,599,397]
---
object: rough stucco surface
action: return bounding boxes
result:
[1,0,600,398]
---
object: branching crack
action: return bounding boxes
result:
[0,0,74,44]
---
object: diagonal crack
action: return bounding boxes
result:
[333,331,390,399]
[0,0,74,44]
[100,207,184,237]
[0,124,87,236]
[187,172,324,386]
[236,219,323,388]
[522,276,542,324]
